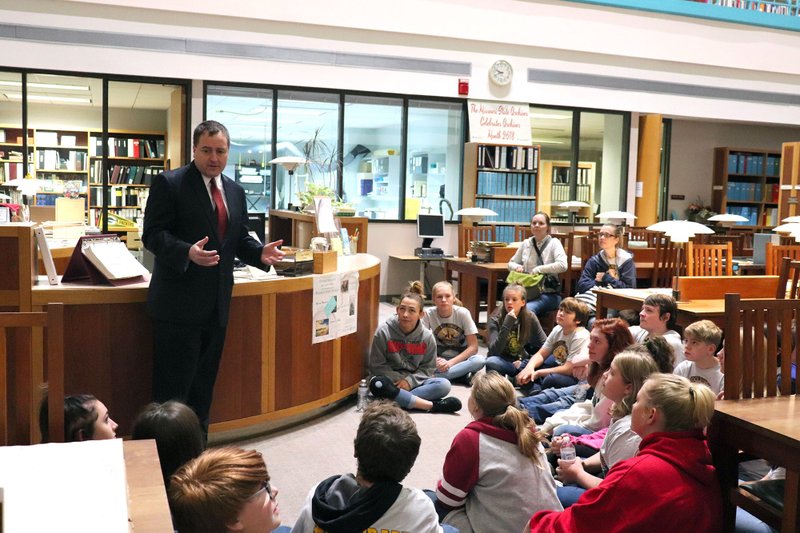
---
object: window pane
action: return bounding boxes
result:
[276,90,339,210]
[0,71,28,204]
[405,100,464,221]
[578,111,626,225]
[208,85,273,214]
[342,95,403,220]
[531,107,574,224]
[26,73,101,223]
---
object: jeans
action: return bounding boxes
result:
[423,489,462,532]
[530,354,579,393]
[395,377,451,409]
[435,355,487,381]
[519,385,578,423]
[557,484,586,508]
[526,292,561,316]
[485,356,529,377]
[554,424,594,437]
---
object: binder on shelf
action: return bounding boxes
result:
[61,234,149,286]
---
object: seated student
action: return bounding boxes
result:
[574,223,637,319]
[39,392,118,443]
[515,297,591,394]
[629,293,684,368]
[433,371,562,533]
[421,280,485,383]
[485,283,547,380]
[369,282,462,413]
[520,318,633,426]
[548,351,659,508]
[169,447,286,533]
[131,400,205,489]
[292,401,450,533]
[529,374,722,533]
[675,320,724,396]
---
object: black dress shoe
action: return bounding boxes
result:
[430,396,462,413]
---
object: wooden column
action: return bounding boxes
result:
[779,141,800,221]
[635,114,663,227]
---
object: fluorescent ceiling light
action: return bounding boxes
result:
[0,81,89,91]
[3,93,91,103]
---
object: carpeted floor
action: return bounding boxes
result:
[233,302,484,527]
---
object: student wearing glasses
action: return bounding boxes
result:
[574,224,636,320]
[169,447,289,533]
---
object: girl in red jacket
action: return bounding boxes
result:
[529,373,721,532]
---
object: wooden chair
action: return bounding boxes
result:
[552,232,577,297]
[651,238,684,288]
[626,227,660,247]
[765,243,800,275]
[776,257,800,299]
[686,241,733,276]
[514,224,532,242]
[720,293,797,530]
[729,228,755,256]
[0,303,65,445]
[458,224,496,258]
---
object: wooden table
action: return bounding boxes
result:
[124,439,174,532]
[594,287,727,328]
[444,259,507,326]
[389,254,452,292]
[707,396,800,532]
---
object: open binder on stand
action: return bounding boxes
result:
[61,234,150,286]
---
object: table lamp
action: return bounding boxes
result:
[708,213,748,230]
[647,220,714,297]
[559,200,590,231]
[774,222,800,242]
[597,210,637,226]
[455,207,498,226]
[269,156,307,210]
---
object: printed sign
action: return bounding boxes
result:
[468,100,532,145]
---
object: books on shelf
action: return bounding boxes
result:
[90,136,166,158]
[477,145,539,171]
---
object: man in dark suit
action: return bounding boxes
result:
[142,120,284,437]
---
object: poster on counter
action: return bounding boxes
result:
[467,100,532,145]
[312,270,360,344]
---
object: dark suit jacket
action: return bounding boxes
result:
[142,161,263,327]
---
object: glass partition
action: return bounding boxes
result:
[275,90,339,210]
[342,95,403,220]
[578,111,627,225]
[405,100,464,221]
[207,85,273,214]
[531,107,575,224]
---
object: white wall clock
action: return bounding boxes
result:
[489,59,513,86]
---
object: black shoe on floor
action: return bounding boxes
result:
[450,372,473,386]
[430,396,462,413]
[369,375,400,400]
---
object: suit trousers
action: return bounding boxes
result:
[152,318,227,436]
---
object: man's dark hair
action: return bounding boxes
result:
[193,120,230,148]
[354,401,420,483]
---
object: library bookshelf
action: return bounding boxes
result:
[461,142,541,243]
[712,147,781,228]
[539,160,596,224]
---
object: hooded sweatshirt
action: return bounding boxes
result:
[529,429,722,533]
[436,419,562,533]
[368,315,437,389]
[291,473,443,533]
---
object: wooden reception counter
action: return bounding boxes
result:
[29,253,380,442]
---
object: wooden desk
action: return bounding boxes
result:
[124,439,174,532]
[595,287,727,328]
[389,254,451,291]
[707,396,800,533]
[444,259,507,327]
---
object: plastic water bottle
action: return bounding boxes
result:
[356,379,369,412]
[560,439,577,464]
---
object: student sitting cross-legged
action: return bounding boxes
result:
[515,297,591,395]
[368,281,462,413]
[291,401,454,533]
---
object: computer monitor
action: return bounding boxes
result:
[417,213,445,249]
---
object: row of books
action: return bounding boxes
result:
[763,207,780,227]
[0,162,24,180]
[476,171,536,196]
[708,0,799,15]
[90,186,148,208]
[477,145,539,171]
[475,197,536,226]
[726,205,761,226]
[551,166,592,184]
[32,193,87,207]
[90,160,163,185]
[727,153,781,176]
[551,183,592,202]
[37,149,87,172]
[90,137,166,159]
[33,178,86,194]
[726,181,779,202]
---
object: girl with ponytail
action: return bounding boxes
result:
[433,371,561,533]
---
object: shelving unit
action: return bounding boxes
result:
[712,147,781,227]
[461,142,540,243]
[88,130,168,226]
[539,160,596,224]
[0,127,33,184]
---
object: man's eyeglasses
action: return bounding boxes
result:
[251,480,273,501]
[597,232,615,239]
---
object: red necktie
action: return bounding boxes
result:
[209,179,228,239]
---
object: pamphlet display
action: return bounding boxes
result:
[312,270,359,344]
